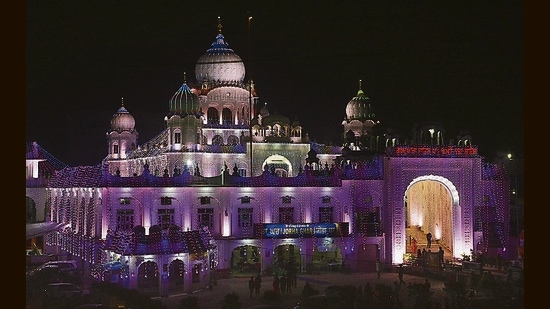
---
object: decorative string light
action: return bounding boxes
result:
[37,139,513,293]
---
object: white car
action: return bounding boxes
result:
[42,259,78,270]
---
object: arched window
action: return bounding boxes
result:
[212,135,223,145]
[227,135,239,146]
[207,107,219,125]
[222,108,232,125]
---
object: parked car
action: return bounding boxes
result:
[43,282,84,299]
[42,259,78,270]
[27,263,80,288]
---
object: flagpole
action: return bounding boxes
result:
[248,14,253,176]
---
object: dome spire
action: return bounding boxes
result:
[195,16,246,84]
[121,96,124,107]
[183,72,187,84]
[357,79,365,96]
[217,16,223,34]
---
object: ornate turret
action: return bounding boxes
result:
[106,97,139,160]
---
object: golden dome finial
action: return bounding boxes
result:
[217,16,223,33]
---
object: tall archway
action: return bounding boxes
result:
[404,176,457,263]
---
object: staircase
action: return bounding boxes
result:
[405,225,452,261]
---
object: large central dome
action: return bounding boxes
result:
[195,18,246,84]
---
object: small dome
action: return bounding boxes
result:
[169,74,200,116]
[195,18,245,84]
[110,99,135,132]
[262,113,290,126]
[345,80,374,121]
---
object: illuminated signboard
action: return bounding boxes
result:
[254,222,349,239]
[388,145,478,157]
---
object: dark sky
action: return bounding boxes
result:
[26,1,523,167]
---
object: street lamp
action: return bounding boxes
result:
[507,153,520,237]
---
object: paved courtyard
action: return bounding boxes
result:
[158,270,450,309]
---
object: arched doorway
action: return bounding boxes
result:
[168,259,185,292]
[310,240,343,273]
[404,178,454,265]
[137,261,159,294]
[272,244,301,275]
[230,245,261,276]
[262,154,293,177]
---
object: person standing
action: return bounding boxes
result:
[287,275,293,294]
[422,248,427,267]
[411,237,418,254]
[426,232,433,248]
[249,276,255,298]
[280,274,287,295]
[375,259,381,279]
[438,246,445,269]
[272,274,280,295]
[254,274,262,297]
[398,264,406,285]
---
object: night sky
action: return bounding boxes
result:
[26,1,523,167]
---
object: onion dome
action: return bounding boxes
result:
[345,79,375,120]
[195,17,246,84]
[110,97,135,132]
[262,113,290,126]
[168,72,200,116]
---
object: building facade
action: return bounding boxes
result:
[26,18,512,296]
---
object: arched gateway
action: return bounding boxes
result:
[404,176,457,263]
[385,158,479,263]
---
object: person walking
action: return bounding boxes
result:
[375,259,382,279]
[422,248,427,267]
[426,232,433,248]
[286,274,292,294]
[248,276,255,298]
[272,274,280,295]
[398,264,406,285]
[254,274,262,297]
[280,274,287,295]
